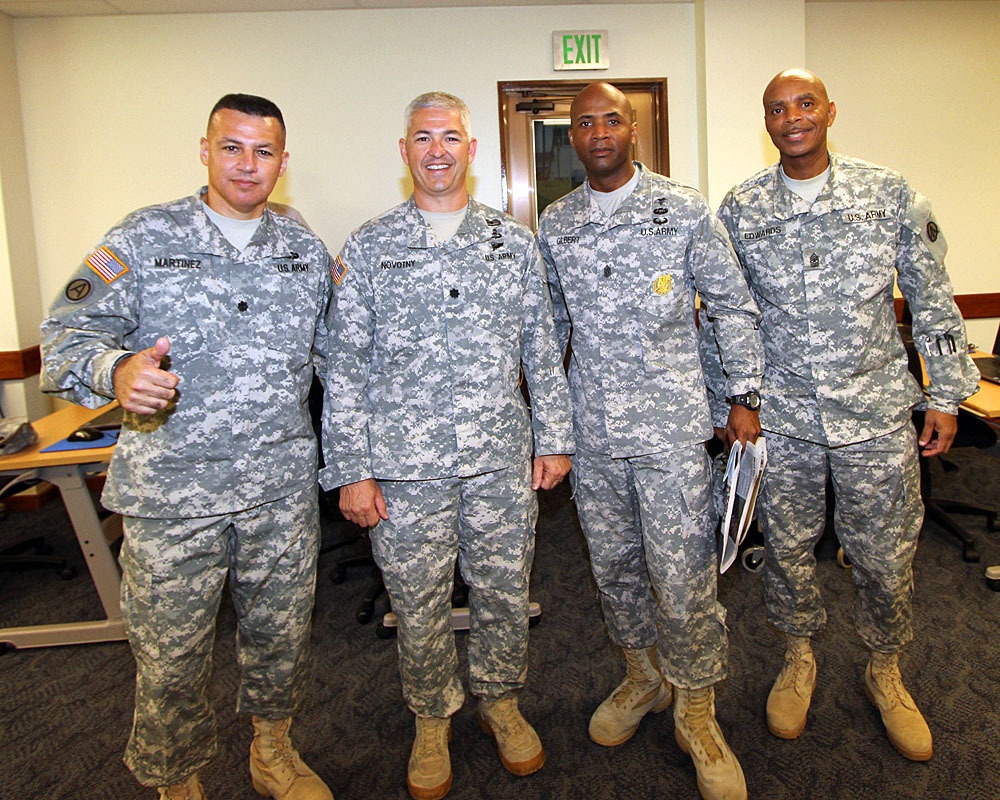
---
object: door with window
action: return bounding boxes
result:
[498,78,669,230]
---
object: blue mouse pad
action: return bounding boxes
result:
[41,429,120,452]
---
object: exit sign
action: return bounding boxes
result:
[553,30,609,71]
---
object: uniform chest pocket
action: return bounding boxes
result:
[636,270,697,374]
[139,263,222,354]
[373,263,440,356]
[830,220,897,301]
[249,271,322,367]
[462,258,522,339]
[738,238,803,309]
[837,262,894,301]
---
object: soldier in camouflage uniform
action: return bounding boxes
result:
[536,82,763,800]
[711,69,979,761]
[40,94,334,800]
[321,92,574,800]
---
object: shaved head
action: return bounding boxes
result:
[763,69,830,108]
[570,81,634,122]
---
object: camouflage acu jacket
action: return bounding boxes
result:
[717,154,979,446]
[320,196,574,487]
[537,164,763,458]
[41,189,333,517]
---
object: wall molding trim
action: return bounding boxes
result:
[896,292,1000,322]
[0,345,41,380]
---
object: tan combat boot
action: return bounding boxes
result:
[249,716,334,800]
[478,696,545,776]
[674,686,747,800]
[407,715,452,800]
[157,774,205,800]
[590,644,673,746]
[865,651,933,761]
[766,634,816,739]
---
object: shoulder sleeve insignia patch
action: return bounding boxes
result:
[64,277,92,303]
[85,246,129,284]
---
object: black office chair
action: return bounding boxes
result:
[1,476,77,580]
[304,374,388,624]
[310,375,480,634]
[898,320,999,563]
[310,379,529,636]
[326,515,388,626]
[326,520,473,639]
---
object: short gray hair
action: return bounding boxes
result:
[403,92,472,138]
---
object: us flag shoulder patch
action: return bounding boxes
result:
[85,246,129,284]
[331,255,348,285]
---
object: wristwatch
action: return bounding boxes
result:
[726,390,761,411]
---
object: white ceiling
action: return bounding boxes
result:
[0,0,680,17]
[0,0,980,17]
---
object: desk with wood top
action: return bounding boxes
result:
[965,353,1000,421]
[0,403,126,649]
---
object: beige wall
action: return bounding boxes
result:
[0,13,45,417]
[697,0,806,205]
[3,1,999,414]
[806,0,1000,348]
[12,5,699,311]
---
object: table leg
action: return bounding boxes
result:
[0,464,126,649]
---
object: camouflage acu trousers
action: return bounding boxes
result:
[371,463,536,718]
[571,444,728,689]
[759,424,923,651]
[120,485,320,786]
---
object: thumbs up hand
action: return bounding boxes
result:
[112,336,180,415]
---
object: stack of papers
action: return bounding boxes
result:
[718,436,767,573]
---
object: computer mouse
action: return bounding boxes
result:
[67,427,104,443]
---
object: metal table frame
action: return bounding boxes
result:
[1,403,125,649]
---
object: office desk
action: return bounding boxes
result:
[919,352,1000,421]
[0,403,126,649]
[966,353,1000,421]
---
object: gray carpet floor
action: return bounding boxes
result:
[2,445,1000,800]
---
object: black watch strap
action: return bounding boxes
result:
[726,390,761,411]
